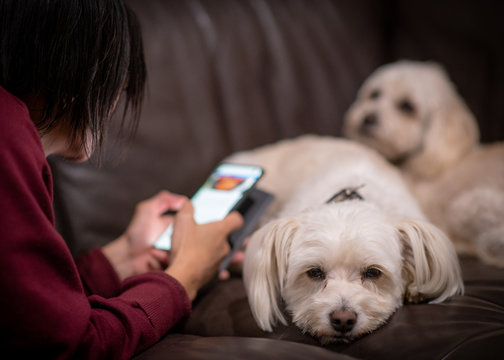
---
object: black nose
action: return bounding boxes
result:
[330,310,357,333]
[362,113,378,127]
[359,113,379,136]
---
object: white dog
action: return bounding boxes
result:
[344,60,504,267]
[226,135,463,344]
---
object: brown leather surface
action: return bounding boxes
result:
[48,1,504,359]
[135,334,360,360]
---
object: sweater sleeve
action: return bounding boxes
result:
[76,248,123,297]
[0,87,191,359]
[75,272,192,358]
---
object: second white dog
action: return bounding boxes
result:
[343,60,504,267]
[226,135,463,344]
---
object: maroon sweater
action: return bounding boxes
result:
[0,85,191,359]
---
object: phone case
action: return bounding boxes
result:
[219,187,275,271]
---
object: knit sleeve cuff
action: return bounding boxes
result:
[75,247,122,297]
[120,271,192,336]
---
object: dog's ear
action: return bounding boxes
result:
[396,218,464,303]
[405,73,479,179]
[243,216,300,332]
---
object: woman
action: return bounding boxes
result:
[0,1,242,358]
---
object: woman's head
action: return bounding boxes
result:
[0,0,146,159]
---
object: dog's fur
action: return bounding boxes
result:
[226,135,463,343]
[343,60,504,267]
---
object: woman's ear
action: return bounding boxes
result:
[243,216,300,332]
[396,218,464,303]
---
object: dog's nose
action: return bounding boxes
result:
[330,310,357,333]
[359,113,379,136]
[362,113,378,127]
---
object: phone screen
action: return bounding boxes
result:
[154,163,264,250]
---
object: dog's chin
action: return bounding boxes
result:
[348,128,383,152]
[307,325,365,345]
[315,331,359,345]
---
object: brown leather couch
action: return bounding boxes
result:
[49,1,504,359]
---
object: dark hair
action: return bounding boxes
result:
[0,0,146,155]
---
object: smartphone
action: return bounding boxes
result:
[154,163,264,251]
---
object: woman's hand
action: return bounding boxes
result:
[166,201,243,301]
[103,191,187,281]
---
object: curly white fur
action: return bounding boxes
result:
[344,60,504,267]
[227,135,463,343]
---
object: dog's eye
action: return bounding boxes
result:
[397,99,415,115]
[306,267,326,281]
[363,267,382,280]
[369,89,380,100]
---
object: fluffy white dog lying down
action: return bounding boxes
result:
[226,135,463,344]
[343,60,504,267]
